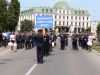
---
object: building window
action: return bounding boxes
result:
[82,11,84,15]
[59,10,61,13]
[83,22,84,27]
[74,28,77,33]
[75,22,77,27]
[59,15,61,19]
[63,21,65,25]
[75,11,77,14]
[79,22,81,27]
[87,17,88,20]
[67,16,69,19]
[59,21,61,25]
[67,22,68,26]
[75,16,77,20]
[50,9,52,13]
[46,9,48,13]
[67,11,69,14]
[71,16,73,20]
[42,9,44,12]
[63,10,65,13]
[55,15,57,19]
[71,22,73,25]
[55,21,57,25]
[82,28,85,32]
[79,17,81,20]
[79,11,81,14]
[63,16,65,19]
[87,22,88,27]
[83,17,84,20]
[42,14,45,16]
[78,28,81,33]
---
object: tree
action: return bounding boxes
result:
[0,0,7,31]
[32,21,35,29]
[85,27,91,32]
[7,0,20,31]
[0,25,3,32]
[97,24,100,31]
[20,19,33,32]
[97,24,100,43]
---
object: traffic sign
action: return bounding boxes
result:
[36,15,53,29]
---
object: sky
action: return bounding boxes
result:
[8,0,100,21]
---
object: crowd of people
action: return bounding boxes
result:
[0,30,11,48]
[0,29,57,64]
[71,32,93,51]
[0,29,93,64]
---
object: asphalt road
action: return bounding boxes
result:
[0,38,100,75]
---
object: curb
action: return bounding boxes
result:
[92,49,100,56]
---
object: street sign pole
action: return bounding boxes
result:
[42,28,45,35]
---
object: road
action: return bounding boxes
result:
[0,38,100,75]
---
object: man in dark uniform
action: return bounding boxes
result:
[78,33,82,47]
[20,33,25,49]
[82,34,88,50]
[72,34,78,50]
[64,33,68,46]
[28,32,32,49]
[31,31,36,48]
[44,30,50,56]
[35,30,44,64]
[16,32,21,49]
[25,33,30,50]
[2,35,7,48]
[60,32,66,50]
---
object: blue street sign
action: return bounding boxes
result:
[36,15,53,29]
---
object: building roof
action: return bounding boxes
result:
[70,9,90,16]
[21,7,57,15]
[54,1,70,9]
[20,1,90,16]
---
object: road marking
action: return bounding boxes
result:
[25,64,38,75]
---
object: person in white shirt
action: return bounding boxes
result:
[87,34,93,52]
[2,31,7,37]
[9,32,16,52]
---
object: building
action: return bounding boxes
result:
[18,1,91,33]
[91,21,100,37]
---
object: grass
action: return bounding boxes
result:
[92,43,100,53]
[95,50,100,53]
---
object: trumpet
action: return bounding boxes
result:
[43,37,46,41]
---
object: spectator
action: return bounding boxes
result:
[10,32,16,52]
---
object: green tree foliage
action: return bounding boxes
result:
[85,27,91,32]
[7,0,20,31]
[20,19,33,32]
[0,0,20,32]
[0,0,7,31]
[97,24,100,31]
[0,25,3,32]
[97,24,100,43]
